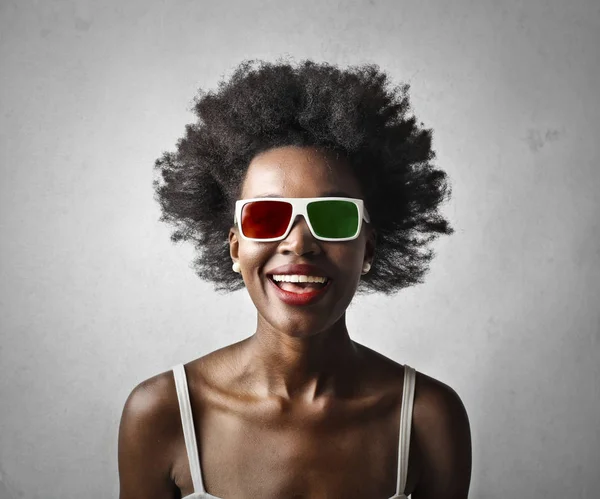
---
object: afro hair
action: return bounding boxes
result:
[153,59,453,295]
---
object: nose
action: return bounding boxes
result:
[278,215,321,255]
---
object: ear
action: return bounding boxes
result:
[364,226,377,267]
[229,227,240,263]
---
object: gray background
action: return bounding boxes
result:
[1,0,599,497]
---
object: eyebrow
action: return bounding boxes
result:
[253,190,354,198]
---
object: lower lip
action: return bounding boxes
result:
[268,277,332,306]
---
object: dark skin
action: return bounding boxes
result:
[118,146,472,498]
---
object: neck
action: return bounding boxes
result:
[244,313,361,403]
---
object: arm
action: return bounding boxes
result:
[118,374,179,499]
[412,377,472,499]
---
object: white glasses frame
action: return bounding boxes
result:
[234,197,371,242]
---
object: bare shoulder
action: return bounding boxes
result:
[130,368,173,401]
[411,371,472,499]
[120,368,182,439]
[356,346,469,429]
[413,371,470,432]
[117,368,184,499]
[354,344,472,498]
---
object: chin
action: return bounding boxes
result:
[263,314,333,338]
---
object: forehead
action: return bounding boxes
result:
[241,146,363,199]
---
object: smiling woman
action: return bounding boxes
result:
[117,60,472,499]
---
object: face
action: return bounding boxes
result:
[229,146,375,338]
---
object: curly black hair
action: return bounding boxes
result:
[153,59,453,296]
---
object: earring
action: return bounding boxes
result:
[361,262,371,275]
[232,262,241,273]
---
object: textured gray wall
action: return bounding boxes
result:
[1,0,598,498]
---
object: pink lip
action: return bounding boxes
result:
[267,277,332,306]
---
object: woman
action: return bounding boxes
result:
[118,60,472,499]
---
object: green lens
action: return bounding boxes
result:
[307,200,359,239]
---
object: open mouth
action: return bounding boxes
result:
[267,275,330,294]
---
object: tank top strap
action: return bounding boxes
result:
[172,363,206,494]
[395,365,416,497]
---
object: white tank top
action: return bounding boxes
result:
[172,363,417,499]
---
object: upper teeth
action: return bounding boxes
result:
[272,275,328,283]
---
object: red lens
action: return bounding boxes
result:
[241,201,293,239]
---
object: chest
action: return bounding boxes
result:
[172,402,419,499]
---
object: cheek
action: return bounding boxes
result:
[334,250,362,270]
[327,244,366,281]
[237,242,274,278]
[321,246,365,314]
